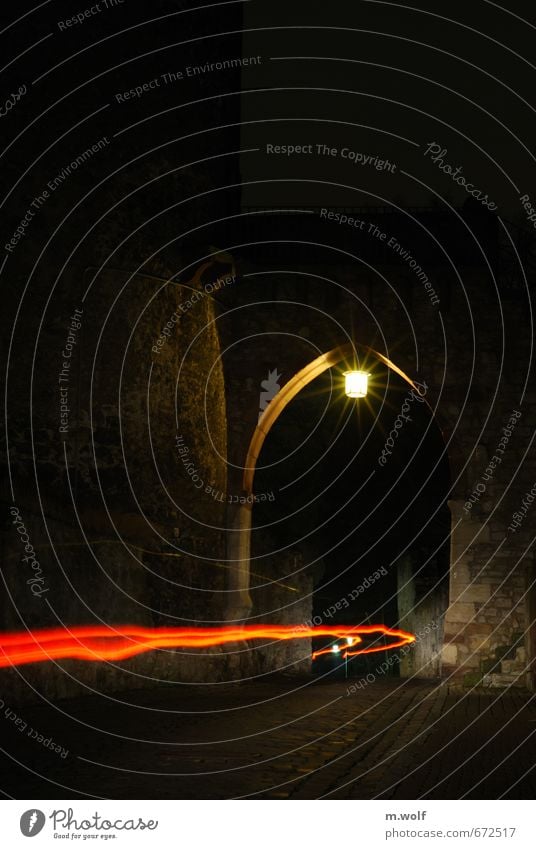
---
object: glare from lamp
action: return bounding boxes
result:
[344,370,369,398]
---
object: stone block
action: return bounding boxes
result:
[442,644,458,666]
[450,632,467,644]
[483,673,525,688]
[464,623,493,636]
[468,635,490,652]
[458,584,491,604]
[501,660,524,674]
[463,671,483,687]
[445,602,477,622]
[454,522,490,546]
[486,559,513,575]
[449,564,471,590]
[496,597,516,608]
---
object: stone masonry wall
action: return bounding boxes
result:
[1,262,232,703]
[397,555,448,680]
[248,535,314,675]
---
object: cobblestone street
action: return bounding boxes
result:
[2,678,535,800]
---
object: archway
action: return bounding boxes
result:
[225,343,436,623]
[243,343,423,494]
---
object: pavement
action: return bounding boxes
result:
[1,676,535,799]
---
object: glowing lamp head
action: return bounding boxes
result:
[344,370,369,398]
[332,644,341,654]
[346,637,353,645]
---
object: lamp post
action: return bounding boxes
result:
[332,642,352,678]
[344,370,369,398]
[345,637,354,678]
[332,643,341,678]
[339,371,368,676]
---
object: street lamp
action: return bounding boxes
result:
[344,370,369,398]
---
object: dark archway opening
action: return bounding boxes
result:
[251,363,451,679]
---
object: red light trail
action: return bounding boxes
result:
[0,625,415,668]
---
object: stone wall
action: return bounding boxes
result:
[1,262,233,703]
[248,534,314,675]
[442,502,531,688]
[397,555,448,680]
